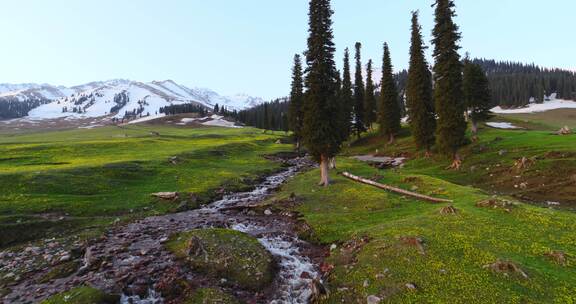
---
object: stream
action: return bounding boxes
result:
[1,156,323,304]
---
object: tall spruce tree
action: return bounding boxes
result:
[340,48,354,140]
[432,0,466,169]
[288,54,305,152]
[302,0,342,186]
[463,59,492,140]
[378,43,402,144]
[406,11,436,155]
[353,42,366,137]
[364,59,377,129]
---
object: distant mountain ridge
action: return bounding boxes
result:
[0,80,264,120]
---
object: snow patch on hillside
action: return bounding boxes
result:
[178,115,241,128]
[486,122,523,129]
[491,99,576,114]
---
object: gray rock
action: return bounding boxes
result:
[367,295,382,304]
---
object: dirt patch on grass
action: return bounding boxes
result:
[398,236,426,255]
[545,251,569,266]
[484,260,528,279]
[331,237,371,268]
[478,159,576,209]
[543,151,576,159]
[475,199,516,212]
[439,205,458,215]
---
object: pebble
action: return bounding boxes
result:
[3,272,15,279]
[59,255,71,263]
[264,209,273,216]
[405,283,417,290]
[367,295,382,304]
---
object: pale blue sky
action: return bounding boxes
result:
[0,0,573,99]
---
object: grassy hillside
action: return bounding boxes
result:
[0,125,290,248]
[270,125,576,303]
[495,109,576,130]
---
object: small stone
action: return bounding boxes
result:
[330,244,337,251]
[3,273,15,279]
[264,209,273,216]
[363,279,370,288]
[367,295,382,304]
[300,271,312,279]
[59,255,71,262]
[405,283,417,290]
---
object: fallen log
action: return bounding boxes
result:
[340,172,453,204]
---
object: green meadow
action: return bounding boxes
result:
[2,118,576,303]
[0,125,290,248]
[269,124,576,303]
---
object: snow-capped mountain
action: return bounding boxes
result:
[0,84,76,101]
[0,80,264,120]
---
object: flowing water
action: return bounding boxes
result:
[2,157,322,304]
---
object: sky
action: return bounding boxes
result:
[0,0,574,100]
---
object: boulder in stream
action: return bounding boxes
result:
[166,228,275,291]
[185,288,240,304]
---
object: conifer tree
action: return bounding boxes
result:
[353,42,366,137]
[302,0,342,186]
[463,58,492,140]
[288,54,305,152]
[378,43,401,144]
[340,48,354,141]
[406,11,436,155]
[364,59,376,129]
[432,0,466,169]
[263,102,270,132]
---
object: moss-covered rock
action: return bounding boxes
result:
[41,286,119,304]
[166,228,275,291]
[184,288,240,304]
[38,260,81,283]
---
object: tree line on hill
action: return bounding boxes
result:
[236,98,290,132]
[0,97,49,119]
[472,59,576,108]
[159,103,208,116]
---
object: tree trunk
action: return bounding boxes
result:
[447,153,462,170]
[296,140,301,155]
[341,172,453,203]
[319,155,330,186]
[387,133,395,145]
[329,157,337,170]
[471,120,479,142]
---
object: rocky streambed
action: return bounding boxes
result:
[1,156,325,304]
